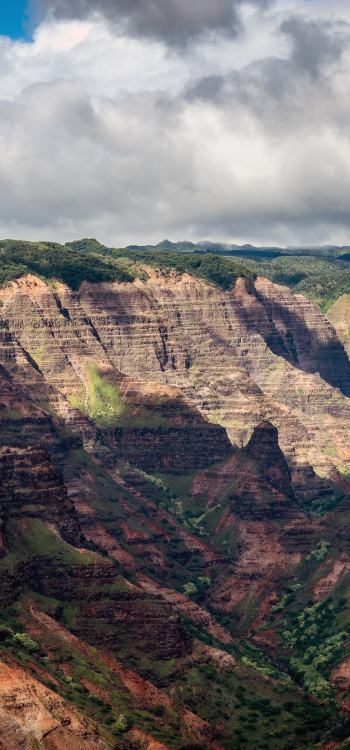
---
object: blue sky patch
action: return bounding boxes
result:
[0,0,30,40]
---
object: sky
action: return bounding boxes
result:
[0,1,29,39]
[1,1,350,247]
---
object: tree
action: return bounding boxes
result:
[183,582,198,597]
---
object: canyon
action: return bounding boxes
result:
[1,249,350,750]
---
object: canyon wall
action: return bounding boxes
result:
[1,269,350,749]
[1,270,350,485]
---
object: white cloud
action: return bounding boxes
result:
[0,1,350,245]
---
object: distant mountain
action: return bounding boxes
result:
[127,238,202,253]
[126,237,350,260]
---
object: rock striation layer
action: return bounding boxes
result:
[2,271,350,488]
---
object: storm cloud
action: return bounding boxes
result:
[34,0,269,44]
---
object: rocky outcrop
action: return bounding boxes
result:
[331,657,350,693]
[137,575,234,644]
[104,378,232,471]
[192,421,301,522]
[75,271,350,479]
[79,590,191,661]
[246,421,295,502]
[22,553,192,662]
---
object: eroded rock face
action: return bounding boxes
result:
[0,447,81,549]
[1,271,350,486]
[0,272,349,605]
[0,658,109,750]
[76,272,350,475]
[0,359,82,566]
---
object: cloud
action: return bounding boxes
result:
[281,15,347,78]
[34,0,269,45]
[187,15,348,105]
[1,3,350,246]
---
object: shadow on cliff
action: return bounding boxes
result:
[232,283,350,397]
[79,280,350,397]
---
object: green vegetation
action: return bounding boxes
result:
[296,269,350,311]
[279,597,350,702]
[0,518,98,570]
[240,654,276,678]
[271,581,302,613]
[70,363,126,427]
[12,632,39,652]
[66,237,107,254]
[249,252,350,310]
[305,541,331,563]
[0,240,135,290]
[258,255,349,306]
[1,236,350,313]
[111,713,131,735]
[175,654,333,750]
[303,494,344,516]
[112,249,257,289]
[182,577,211,600]
[69,363,171,430]
[183,581,198,597]
[0,239,257,292]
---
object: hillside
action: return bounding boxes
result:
[1,242,350,748]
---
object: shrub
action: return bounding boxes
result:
[305,541,330,563]
[12,632,39,653]
[183,582,198,597]
[111,714,132,735]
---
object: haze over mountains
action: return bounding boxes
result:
[127,238,350,258]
